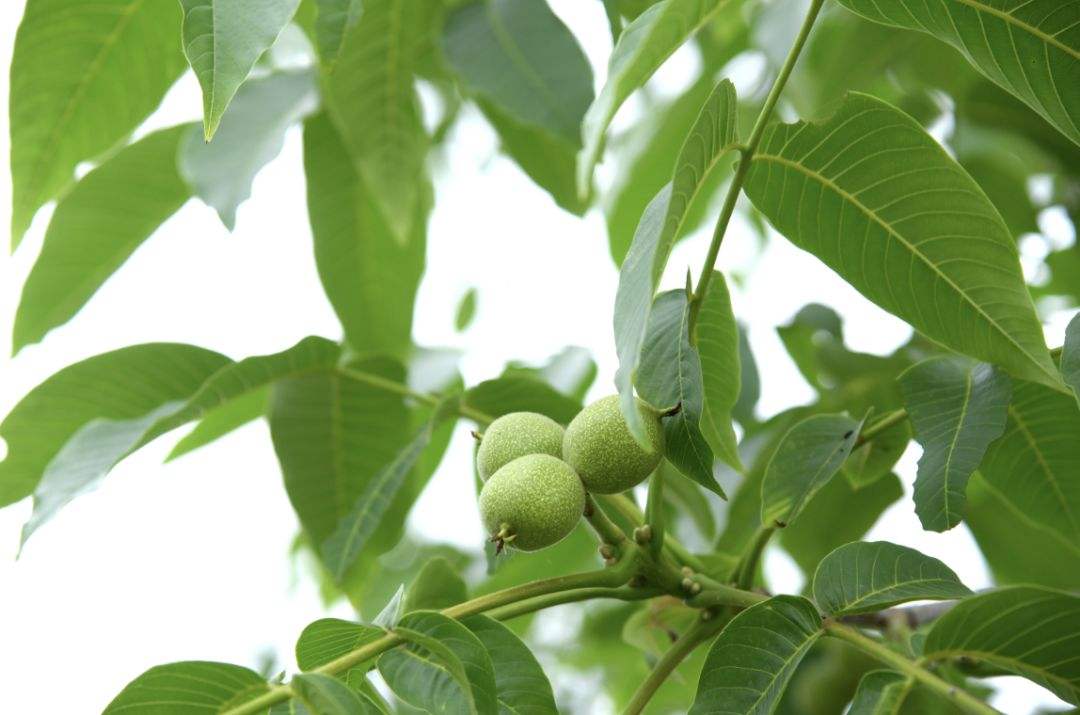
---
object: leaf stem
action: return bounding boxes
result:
[688,0,825,329]
[854,407,909,447]
[584,493,630,549]
[623,616,726,715]
[823,621,1000,715]
[733,525,775,589]
[599,493,709,574]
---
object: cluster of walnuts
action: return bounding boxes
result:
[476,396,665,552]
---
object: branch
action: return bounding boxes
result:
[486,586,662,622]
[840,601,957,631]
[624,616,726,715]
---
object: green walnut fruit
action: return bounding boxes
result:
[563,394,663,494]
[479,454,585,552]
[476,411,565,481]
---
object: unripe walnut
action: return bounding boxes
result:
[479,454,585,552]
[563,395,663,494]
[476,411,565,481]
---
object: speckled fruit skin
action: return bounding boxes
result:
[478,454,585,551]
[562,395,663,494]
[476,411,565,481]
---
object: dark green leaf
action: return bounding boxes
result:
[613,79,740,446]
[761,413,863,528]
[461,615,559,715]
[304,113,427,355]
[296,619,384,671]
[464,376,581,424]
[442,0,593,145]
[1064,312,1080,405]
[848,670,910,715]
[180,69,317,229]
[379,611,499,715]
[405,557,468,613]
[292,672,383,714]
[844,420,910,489]
[13,126,191,352]
[813,541,971,616]
[179,0,300,139]
[690,596,823,714]
[455,289,478,332]
[9,0,186,247]
[744,93,1064,393]
[0,344,229,508]
[578,0,736,195]
[637,290,724,495]
[834,0,1080,148]
[323,0,429,241]
[925,586,1080,705]
[898,357,1011,532]
[103,661,269,713]
[695,270,743,471]
[314,0,363,65]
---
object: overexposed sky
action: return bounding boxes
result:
[0,1,1068,712]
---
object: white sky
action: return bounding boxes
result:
[0,1,1068,712]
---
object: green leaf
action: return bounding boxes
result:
[761,413,864,528]
[464,376,581,424]
[293,673,383,714]
[455,289,478,332]
[0,344,229,508]
[166,386,268,461]
[843,421,910,489]
[1065,312,1080,405]
[314,0,362,65]
[834,0,1080,149]
[375,585,408,629]
[9,0,186,247]
[304,113,427,355]
[637,290,724,496]
[663,461,718,541]
[103,661,269,713]
[405,557,469,613]
[779,471,904,577]
[848,670,910,715]
[613,78,740,446]
[695,270,743,472]
[776,304,844,392]
[13,126,191,352]
[323,0,429,241]
[734,325,760,427]
[296,619,384,671]
[379,611,499,715]
[690,596,823,714]
[179,0,300,139]
[924,586,1080,705]
[180,69,318,229]
[577,0,735,195]
[320,398,459,581]
[898,357,1011,532]
[979,378,1080,549]
[442,0,593,146]
[503,347,597,403]
[743,92,1063,393]
[812,541,971,617]
[461,615,559,715]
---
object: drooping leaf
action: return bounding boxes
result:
[924,586,1080,705]
[577,0,736,195]
[103,661,269,713]
[1064,312,1080,405]
[695,270,743,472]
[613,79,740,446]
[848,670,911,715]
[9,0,186,247]
[323,0,429,241]
[292,672,383,714]
[180,69,318,229]
[760,413,863,528]
[743,92,1064,393]
[442,0,593,146]
[379,611,499,715]
[404,557,469,614]
[0,344,229,508]
[296,619,384,671]
[464,376,581,425]
[303,113,427,356]
[637,290,724,496]
[461,615,559,715]
[166,386,268,461]
[455,289,478,332]
[812,541,971,616]
[834,0,1080,149]
[178,0,301,139]
[978,378,1080,550]
[690,596,823,714]
[13,126,191,352]
[898,357,1011,532]
[314,0,363,65]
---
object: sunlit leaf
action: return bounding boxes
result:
[455,289,478,332]
[296,619,383,671]
[292,672,384,714]
[465,376,581,425]
[314,0,362,66]
[503,347,597,403]
[744,93,1063,393]
[166,386,268,462]
[104,661,269,713]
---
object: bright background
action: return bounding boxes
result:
[0,1,1071,712]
